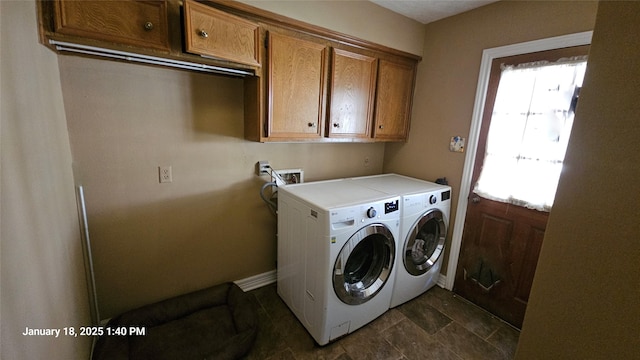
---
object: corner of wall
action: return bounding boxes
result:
[1,1,92,358]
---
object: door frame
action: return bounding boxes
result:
[444,31,593,290]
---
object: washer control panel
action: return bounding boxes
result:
[385,200,399,214]
[365,199,399,218]
[330,197,400,225]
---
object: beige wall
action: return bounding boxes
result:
[5,1,633,357]
[0,1,91,358]
[59,1,424,320]
[516,1,640,357]
[239,0,425,56]
[384,0,599,274]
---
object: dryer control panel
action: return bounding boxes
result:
[385,200,399,214]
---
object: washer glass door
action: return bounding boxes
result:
[333,224,395,305]
[404,209,446,275]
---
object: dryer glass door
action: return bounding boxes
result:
[404,209,446,276]
[333,224,395,305]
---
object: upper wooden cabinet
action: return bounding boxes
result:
[267,32,327,139]
[53,0,170,52]
[183,0,260,67]
[373,59,416,141]
[328,49,377,139]
[264,41,416,142]
[38,0,421,142]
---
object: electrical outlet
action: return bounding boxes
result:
[256,161,270,175]
[159,166,172,183]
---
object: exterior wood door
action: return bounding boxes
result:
[453,45,589,328]
[455,197,548,328]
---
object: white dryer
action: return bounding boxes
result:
[350,174,451,307]
[277,179,400,345]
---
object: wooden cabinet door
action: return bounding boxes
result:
[54,0,169,52]
[327,49,377,139]
[183,0,260,67]
[267,32,327,139]
[373,59,415,141]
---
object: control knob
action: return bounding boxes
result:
[429,195,437,204]
[366,207,377,218]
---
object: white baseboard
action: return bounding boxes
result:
[234,269,277,292]
[97,271,278,326]
[437,274,448,289]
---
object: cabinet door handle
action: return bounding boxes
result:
[144,22,154,31]
[378,124,384,129]
[333,123,340,128]
[307,122,316,128]
[198,29,209,39]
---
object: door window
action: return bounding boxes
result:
[474,57,588,211]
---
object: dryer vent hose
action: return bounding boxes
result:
[260,182,278,216]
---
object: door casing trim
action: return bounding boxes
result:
[444,31,593,290]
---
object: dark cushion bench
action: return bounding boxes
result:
[92,282,257,360]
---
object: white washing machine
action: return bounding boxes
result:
[277,179,400,345]
[350,174,451,307]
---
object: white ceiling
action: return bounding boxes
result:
[370,0,499,24]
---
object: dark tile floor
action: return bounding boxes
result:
[242,284,520,360]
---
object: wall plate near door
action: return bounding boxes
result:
[450,136,465,152]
